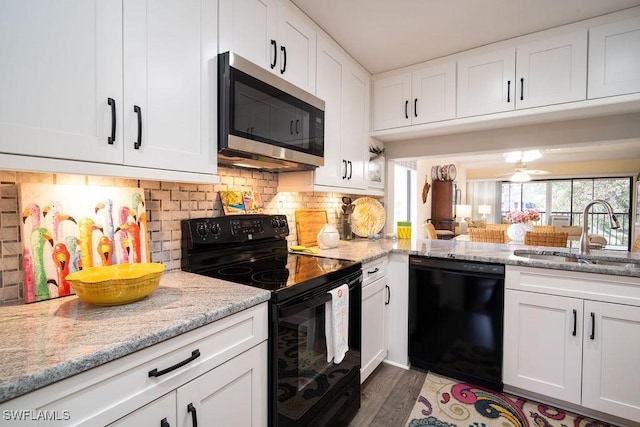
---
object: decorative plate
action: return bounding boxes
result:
[448,164,457,180]
[351,197,386,237]
[431,166,438,181]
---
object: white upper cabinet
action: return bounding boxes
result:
[458,31,587,117]
[219,0,316,93]
[0,0,218,180]
[457,47,516,117]
[0,0,124,164]
[123,0,217,174]
[278,33,370,193]
[372,60,455,130]
[310,35,367,190]
[276,2,317,93]
[218,0,276,73]
[516,30,587,109]
[412,62,457,124]
[588,15,640,99]
[372,73,412,130]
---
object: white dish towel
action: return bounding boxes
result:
[325,284,349,364]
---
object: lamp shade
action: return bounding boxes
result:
[478,205,491,216]
[456,204,472,220]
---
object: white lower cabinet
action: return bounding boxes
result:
[2,304,268,427]
[110,342,267,427]
[109,392,177,427]
[503,267,640,424]
[385,253,409,368]
[361,257,388,382]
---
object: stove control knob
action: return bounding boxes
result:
[279,218,287,228]
[210,223,221,235]
[196,223,208,237]
[271,218,280,228]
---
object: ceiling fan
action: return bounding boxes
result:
[503,150,549,182]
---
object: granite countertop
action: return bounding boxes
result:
[312,237,640,278]
[2,238,638,404]
[0,271,270,404]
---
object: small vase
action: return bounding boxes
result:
[507,222,533,243]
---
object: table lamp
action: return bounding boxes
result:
[478,205,491,220]
[456,204,472,234]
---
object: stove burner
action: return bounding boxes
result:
[252,269,290,285]
[218,266,253,276]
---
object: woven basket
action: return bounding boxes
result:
[469,228,506,243]
[533,225,555,232]
[524,231,569,247]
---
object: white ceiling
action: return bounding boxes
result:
[291,0,640,74]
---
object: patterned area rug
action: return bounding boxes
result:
[405,372,617,427]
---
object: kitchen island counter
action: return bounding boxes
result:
[313,237,640,279]
[0,271,270,404]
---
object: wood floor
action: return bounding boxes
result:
[348,363,426,427]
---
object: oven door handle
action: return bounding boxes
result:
[278,275,361,319]
[279,293,333,318]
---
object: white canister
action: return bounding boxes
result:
[317,224,340,249]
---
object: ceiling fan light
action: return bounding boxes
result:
[522,149,541,162]
[510,171,531,182]
[504,149,542,163]
[504,151,522,163]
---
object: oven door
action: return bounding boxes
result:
[271,272,361,427]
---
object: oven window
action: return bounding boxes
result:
[277,302,359,423]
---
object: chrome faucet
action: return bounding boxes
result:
[579,199,620,255]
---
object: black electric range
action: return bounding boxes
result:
[180,214,361,301]
[181,214,362,427]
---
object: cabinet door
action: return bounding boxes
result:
[123,0,217,174]
[276,2,316,93]
[588,16,640,98]
[372,73,412,130]
[516,30,587,109]
[582,301,640,422]
[340,63,369,190]
[314,36,345,187]
[0,0,123,164]
[457,47,515,117]
[218,0,277,71]
[177,342,267,427]
[411,62,456,124]
[109,391,176,427]
[361,276,388,382]
[386,253,409,367]
[503,290,582,404]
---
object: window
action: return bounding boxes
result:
[393,162,417,229]
[501,177,633,250]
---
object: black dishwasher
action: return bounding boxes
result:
[408,255,505,391]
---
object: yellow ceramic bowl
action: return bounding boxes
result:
[66,263,165,306]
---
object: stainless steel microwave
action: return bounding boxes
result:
[218,51,325,171]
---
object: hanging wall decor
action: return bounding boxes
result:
[19,184,150,303]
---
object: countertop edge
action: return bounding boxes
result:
[0,273,270,404]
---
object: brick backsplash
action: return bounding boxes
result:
[0,168,375,304]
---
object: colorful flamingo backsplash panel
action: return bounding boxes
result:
[18,184,150,303]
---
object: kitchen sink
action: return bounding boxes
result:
[513,250,640,269]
